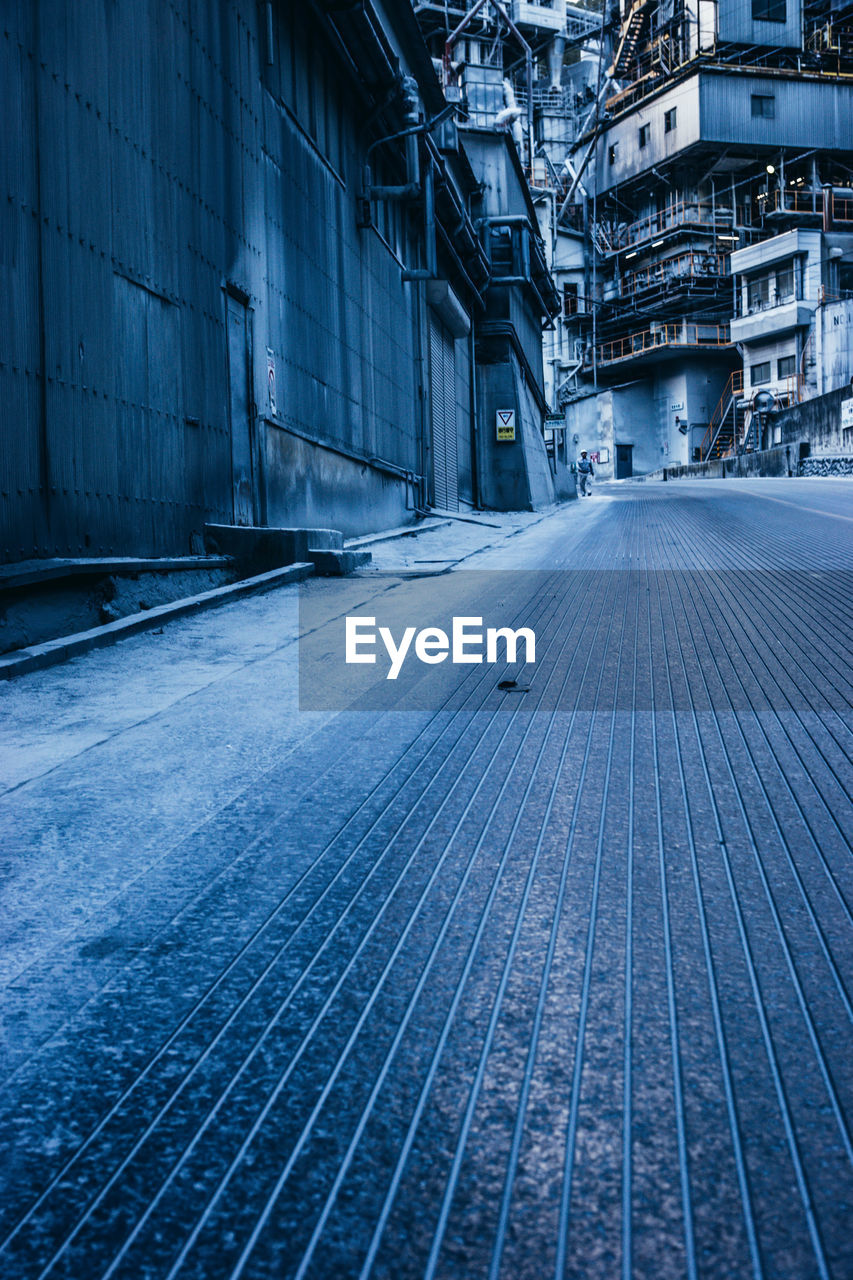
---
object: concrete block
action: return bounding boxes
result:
[204,524,343,571]
[308,549,372,576]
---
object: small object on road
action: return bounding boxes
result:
[497,679,529,692]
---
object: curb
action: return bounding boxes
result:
[0,562,314,681]
[345,519,453,549]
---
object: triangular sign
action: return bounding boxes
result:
[498,411,513,424]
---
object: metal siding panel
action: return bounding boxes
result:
[3,0,426,561]
[430,315,459,511]
[430,316,446,508]
[444,328,459,511]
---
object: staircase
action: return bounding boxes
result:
[609,0,651,78]
[700,371,746,460]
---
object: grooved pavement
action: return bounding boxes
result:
[1,479,852,1279]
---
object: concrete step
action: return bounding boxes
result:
[204,524,343,571]
[308,548,371,576]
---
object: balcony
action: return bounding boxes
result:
[595,322,731,367]
[598,200,735,255]
[731,300,814,344]
[620,250,728,299]
[761,188,823,222]
[830,191,853,225]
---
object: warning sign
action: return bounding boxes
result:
[496,409,516,441]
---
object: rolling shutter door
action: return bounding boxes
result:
[429,315,458,510]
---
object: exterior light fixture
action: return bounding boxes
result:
[626,251,638,259]
[651,238,664,246]
[766,164,776,174]
[718,234,739,241]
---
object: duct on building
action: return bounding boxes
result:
[548,0,568,90]
[501,79,525,151]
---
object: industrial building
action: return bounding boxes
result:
[1,0,563,567]
[554,0,853,472]
[423,0,853,473]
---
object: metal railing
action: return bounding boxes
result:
[620,250,728,296]
[762,188,822,215]
[807,22,853,59]
[738,288,799,317]
[596,322,731,364]
[600,200,734,254]
[831,192,853,224]
[699,369,743,460]
[780,373,805,405]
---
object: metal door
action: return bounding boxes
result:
[429,315,458,510]
[226,293,255,525]
[615,443,633,479]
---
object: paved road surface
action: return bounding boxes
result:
[1,478,852,1279]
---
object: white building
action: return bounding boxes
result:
[731,229,853,401]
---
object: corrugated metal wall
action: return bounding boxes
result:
[0,0,431,563]
[429,314,459,510]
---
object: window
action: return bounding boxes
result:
[777,355,796,378]
[747,276,770,311]
[562,283,578,317]
[664,108,677,133]
[639,124,649,148]
[751,361,772,385]
[751,94,775,118]
[752,0,786,19]
[609,143,618,164]
[775,264,794,301]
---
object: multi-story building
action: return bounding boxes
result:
[724,225,853,450]
[413,0,603,476]
[558,0,853,473]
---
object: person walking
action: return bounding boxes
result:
[577,450,594,496]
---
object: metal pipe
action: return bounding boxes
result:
[369,184,419,199]
[560,134,596,218]
[812,157,818,213]
[489,273,553,321]
[265,2,274,65]
[424,134,490,279]
[476,214,535,225]
[424,159,437,277]
[435,220,488,308]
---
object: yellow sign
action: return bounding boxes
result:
[496,409,516,441]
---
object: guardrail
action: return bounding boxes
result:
[596,323,731,364]
[620,250,728,296]
[599,201,735,254]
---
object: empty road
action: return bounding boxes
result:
[1,478,852,1280]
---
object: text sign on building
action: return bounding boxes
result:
[841,398,853,430]
[496,409,516,441]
